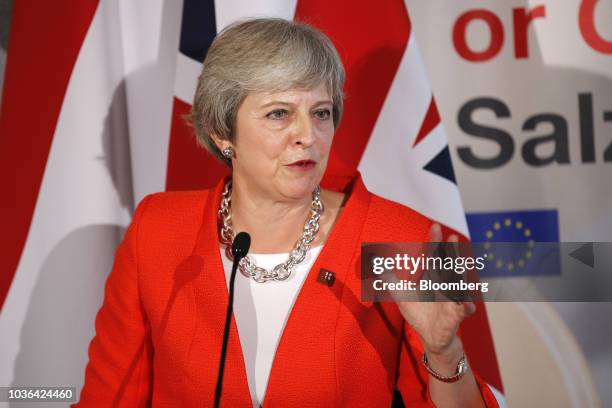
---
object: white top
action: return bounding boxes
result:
[220,245,323,407]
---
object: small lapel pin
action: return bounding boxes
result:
[317,268,335,287]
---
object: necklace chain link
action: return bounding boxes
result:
[218,180,324,283]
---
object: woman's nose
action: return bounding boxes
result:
[292,112,316,147]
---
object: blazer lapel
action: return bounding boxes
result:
[262,174,371,407]
[188,176,253,407]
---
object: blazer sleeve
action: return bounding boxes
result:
[73,195,154,407]
[395,321,500,407]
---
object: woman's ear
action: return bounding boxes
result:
[210,133,231,152]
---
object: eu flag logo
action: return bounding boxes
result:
[466,209,560,277]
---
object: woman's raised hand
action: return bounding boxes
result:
[395,223,475,364]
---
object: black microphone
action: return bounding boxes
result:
[214,232,251,408]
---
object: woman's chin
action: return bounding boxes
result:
[278,177,320,201]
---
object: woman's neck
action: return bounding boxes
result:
[226,180,346,254]
[229,183,315,254]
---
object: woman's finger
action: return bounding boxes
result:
[462,301,476,316]
[446,233,460,260]
[429,222,443,242]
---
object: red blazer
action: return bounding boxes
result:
[74,173,498,407]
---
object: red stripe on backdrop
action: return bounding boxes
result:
[0,1,100,313]
[412,97,440,147]
[295,1,410,189]
[165,98,229,191]
[295,0,410,186]
[460,299,503,391]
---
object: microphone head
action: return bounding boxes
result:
[232,232,251,259]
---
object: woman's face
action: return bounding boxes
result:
[230,82,335,202]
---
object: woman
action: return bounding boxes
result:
[75,18,498,407]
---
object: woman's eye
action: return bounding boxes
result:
[314,109,331,120]
[267,109,288,120]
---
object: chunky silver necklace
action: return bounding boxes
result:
[218,180,324,283]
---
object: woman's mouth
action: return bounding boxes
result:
[286,159,317,171]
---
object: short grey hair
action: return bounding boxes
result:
[188,17,345,166]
